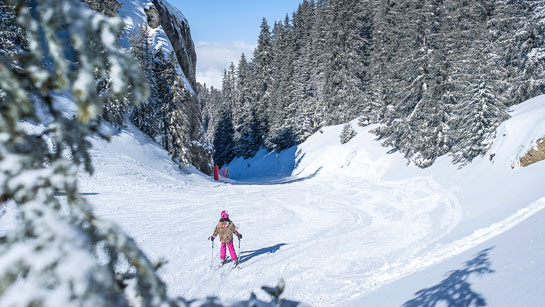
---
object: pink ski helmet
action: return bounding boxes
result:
[221,210,229,219]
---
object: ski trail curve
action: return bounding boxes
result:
[343,197,545,304]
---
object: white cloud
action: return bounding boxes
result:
[195,41,256,89]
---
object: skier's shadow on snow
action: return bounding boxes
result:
[403,247,495,307]
[54,192,99,196]
[239,243,287,265]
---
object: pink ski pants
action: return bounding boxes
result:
[220,241,237,260]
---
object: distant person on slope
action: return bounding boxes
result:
[208,210,242,265]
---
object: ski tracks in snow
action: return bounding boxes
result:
[81,133,545,306]
[84,164,464,305]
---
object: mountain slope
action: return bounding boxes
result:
[68,94,545,306]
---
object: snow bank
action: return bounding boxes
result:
[490,94,545,168]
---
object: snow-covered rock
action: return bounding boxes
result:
[116,0,212,174]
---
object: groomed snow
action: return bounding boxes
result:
[71,94,545,306]
[3,96,544,305]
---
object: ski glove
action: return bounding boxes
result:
[208,236,215,241]
[237,234,242,240]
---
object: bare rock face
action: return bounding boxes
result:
[152,0,196,89]
[144,7,160,29]
[520,137,545,167]
[150,0,213,174]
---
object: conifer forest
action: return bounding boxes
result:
[199,0,545,167]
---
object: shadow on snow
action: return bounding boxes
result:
[239,243,288,265]
[229,167,322,186]
[403,247,495,307]
[54,192,99,196]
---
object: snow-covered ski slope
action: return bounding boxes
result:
[77,95,545,306]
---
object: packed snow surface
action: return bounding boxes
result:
[4,95,541,305]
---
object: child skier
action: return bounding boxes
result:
[208,210,242,265]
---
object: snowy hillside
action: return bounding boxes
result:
[46,95,545,305]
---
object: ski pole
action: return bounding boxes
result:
[210,239,214,269]
[237,237,241,261]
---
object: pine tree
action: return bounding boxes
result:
[322,0,369,125]
[448,0,510,165]
[451,81,509,165]
[250,18,274,154]
[81,0,121,17]
[525,0,545,98]
[130,24,160,139]
[0,0,185,305]
[233,53,255,157]
[0,0,26,58]
[309,0,332,127]
[290,0,316,141]
[340,123,357,144]
[373,0,452,167]
[165,51,192,166]
[267,16,298,151]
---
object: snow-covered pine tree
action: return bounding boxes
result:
[249,18,273,154]
[213,112,235,167]
[165,51,192,166]
[98,75,131,128]
[486,0,534,106]
[365,0,398,124]
[290,0,316,142]
[0,0,26,109]
[0,0,188,306]
[130,23,160,139]
[526,0,545,98]
[309,0,331,127]
[81,0,128,128]
[81,0,121,17]
[450,81,509,165]
[198,82,223,145]
[322,0,369,125]
[373,0,452,167]
[0,0,25,58]
[152,50,173,151]
[233,53,256,157]
[448,0,509,165]
[212,67,236,166]
[340,123,357,144]
[267,16,298,151]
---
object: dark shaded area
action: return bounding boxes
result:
[54,192,99,196]
[271,128,298,152]
[231,167,322,186]
[227,144,321,185]
[403,247,495,307]
[239,243,287,265]
[387,147,399,154]
[213,115,235,167]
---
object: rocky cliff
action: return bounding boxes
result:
[109,0,213,174]
[151,0,197,90]
[149,0,212,174]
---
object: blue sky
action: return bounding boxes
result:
[169,0,303,88]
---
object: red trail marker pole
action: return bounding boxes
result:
[213,165,219,180]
